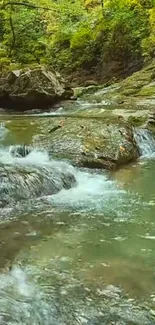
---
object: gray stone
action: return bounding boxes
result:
[37,117,140,170]
[0,66,73,110]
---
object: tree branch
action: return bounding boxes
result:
[1,2,53,11]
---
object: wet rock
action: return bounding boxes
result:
[40,117,140,170]
[84,80,98,87]
[147,111,155,126]
[0,164,76,206]
[9,145,32,157]
[74,84,105,98]
[0,66,73,110]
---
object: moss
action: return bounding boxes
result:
[137,86,155,96]
[119,66,154,95]
[121,88,140,96]
[0,0,151,86]
[127,115,147,126]
[71,109,127,124]
[0,57,11,72]
[74,84,105,97]
[87,60,155,104]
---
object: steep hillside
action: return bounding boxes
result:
[0,0,154,84]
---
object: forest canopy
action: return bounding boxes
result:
[0,0,155,79]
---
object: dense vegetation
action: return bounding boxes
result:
[0,0,155,82]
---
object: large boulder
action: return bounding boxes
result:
[37,116,140,170]
[0,66,73,110]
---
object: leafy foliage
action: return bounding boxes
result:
[0,0,155,77]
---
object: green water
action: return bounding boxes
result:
[0,114,155,324]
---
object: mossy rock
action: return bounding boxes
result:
[137,85,155,96]
[89,60,155,104]
[74,84,105,98]
[127,115,147,127]
[38,117,140,170]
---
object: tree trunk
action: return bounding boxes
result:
[9,15,15,56]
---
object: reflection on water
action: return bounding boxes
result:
[0,117,155,324]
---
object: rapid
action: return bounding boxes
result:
[0,115,155,325]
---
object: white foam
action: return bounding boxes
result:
[134,128,155,158]
[0,123,9,140]
[0,146,126,211]
[49,168,126,211]
[77,99,109,107]
[0,146,127,213]
[0,147,50,166]
[0,266,55,325]
[0,266,35,296]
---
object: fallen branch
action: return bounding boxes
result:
[49,121,64,133]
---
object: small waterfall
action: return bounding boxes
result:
[9,144,32,158]
[0,146,76,207]
[0,145,127,213]
[134,128,155,157]
[50,167,126,212]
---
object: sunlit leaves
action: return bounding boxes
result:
[0,0,154,72]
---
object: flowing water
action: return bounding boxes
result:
[0,114,155,324]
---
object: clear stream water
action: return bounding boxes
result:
[0,113,155,324]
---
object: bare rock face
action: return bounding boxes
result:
[0,66,73,110]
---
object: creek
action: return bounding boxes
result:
[0,110,155,325]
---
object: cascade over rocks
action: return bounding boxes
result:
[9,144,32,157]
[0,156,76,206]
[0,66,74,110]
